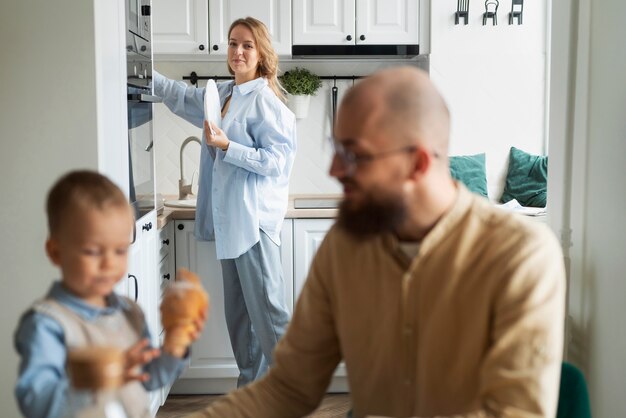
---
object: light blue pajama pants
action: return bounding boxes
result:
[220,230,290,387]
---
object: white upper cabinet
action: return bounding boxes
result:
[152,0,209,55]
[209,0,291,56]
[152,0,291,56]
[356,0,418,44]
[292,0,355,45]
[293,0,419,45]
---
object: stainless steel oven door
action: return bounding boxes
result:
[128,89,159,219]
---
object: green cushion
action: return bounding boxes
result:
[557,362,592,418]
[500,147,548,207]
[449,153,489,198]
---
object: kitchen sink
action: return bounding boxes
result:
[164,198,197,208]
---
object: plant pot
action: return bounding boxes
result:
[287,94,311,119]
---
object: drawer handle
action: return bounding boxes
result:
[162,239,170,245]
[129,274,138,302]
[163,274,171,280]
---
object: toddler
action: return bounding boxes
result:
[14,170,204,418]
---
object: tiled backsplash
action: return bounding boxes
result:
[153,60,427,196]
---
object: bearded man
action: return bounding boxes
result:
[188,66,566,418]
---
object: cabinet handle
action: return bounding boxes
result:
[199,44,205,51]
[346,35,352,41]
[142,222,152,232]
[177,223,185,230]
[131,223,137,245]
[212,44,219,51]
[359,34,366,41]
[129,274,138,302]
[163,274,171,280]
[162,239,170,245]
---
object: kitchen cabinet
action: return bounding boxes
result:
[293,0,419,46]
[151,0,209,55]
[293,219,348,391]
[157,222,176,404]
[115,212,161,413]
[152,0,291,56]
[170,220,293,394]
[209,0,291,56]
[170,217,347,394]
[293,218,334,298]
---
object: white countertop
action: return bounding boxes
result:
[157,194,341,229]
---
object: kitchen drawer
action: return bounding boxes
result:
[158,254,175,334]
[158,222,174,263]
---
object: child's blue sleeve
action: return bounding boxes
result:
[14,312,69,418]
[139,323,187,391]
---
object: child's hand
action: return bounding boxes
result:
[162,311,206,358]
[124,338,160,383]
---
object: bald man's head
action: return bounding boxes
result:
[340,67,450,156]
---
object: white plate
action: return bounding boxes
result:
[204,80,221,135]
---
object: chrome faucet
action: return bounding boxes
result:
[179,136,201,200]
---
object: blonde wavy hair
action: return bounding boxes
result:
[227,17,286,101]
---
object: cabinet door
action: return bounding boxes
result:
[293,219,335,300]
[173,220,295,387]
[152,0,209,55]
[356,0,418,45]
[292,0,355,45]
[208,0,291,55]
[127,213,161,413]
[174,221,239,381]
[138,213,159,346]
[293,219,347,384]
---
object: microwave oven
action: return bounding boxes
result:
[127,0,151,41]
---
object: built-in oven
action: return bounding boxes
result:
[126,3,160,219]
[126,0,151,41]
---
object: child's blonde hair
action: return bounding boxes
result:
[46,170,129,236]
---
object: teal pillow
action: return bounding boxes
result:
[500,147,548,207]
[449,153,488,198]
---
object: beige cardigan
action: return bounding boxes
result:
[190,186,565,418]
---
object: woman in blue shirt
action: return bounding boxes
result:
[153,17,296,386]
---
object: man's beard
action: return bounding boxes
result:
[337,186,407,239]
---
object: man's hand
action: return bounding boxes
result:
[124,338,160,383]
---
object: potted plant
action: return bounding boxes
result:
[280,67,322,119]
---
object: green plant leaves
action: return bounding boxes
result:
[279,67,322,95]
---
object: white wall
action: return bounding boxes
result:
[0,1,127,417]
[153,60,428,196]
[429,1,548,200]
[153,4,548,201]
[549,0,626,415]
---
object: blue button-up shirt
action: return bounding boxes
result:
[14,282,186,418]
[153,72,296,259]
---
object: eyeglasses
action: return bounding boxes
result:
[332,140,418,176]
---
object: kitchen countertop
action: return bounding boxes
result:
[156,194,341,229]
